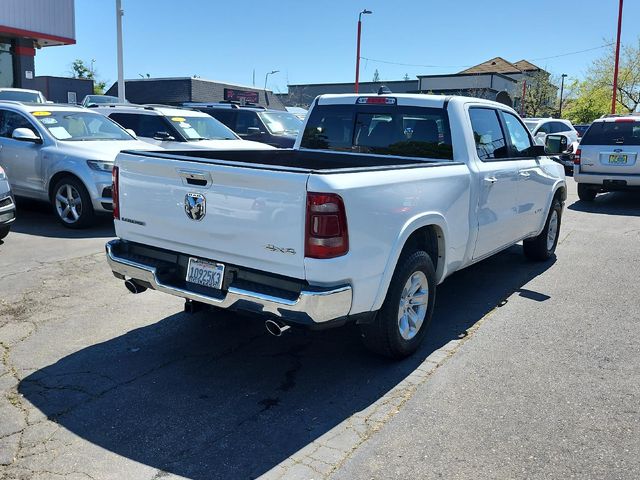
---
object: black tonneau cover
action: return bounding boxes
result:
[121,148,458,174]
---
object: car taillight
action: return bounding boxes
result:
[112,166,120,220]
[573,149,581,165]
[305,192,349,259]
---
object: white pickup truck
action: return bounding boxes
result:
[106,94,567,358]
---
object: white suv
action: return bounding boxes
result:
[94,104,274,151]
[573,114,640,201]
[524,118,578,146]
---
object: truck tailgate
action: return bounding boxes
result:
[114,152,309,279]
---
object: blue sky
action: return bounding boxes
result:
[36,0,639,93]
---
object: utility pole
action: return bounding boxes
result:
[611,0,624,114]
[521,80,527,116]
[355,9,372,93]
[559,73,567,117]
[115,0,125,102]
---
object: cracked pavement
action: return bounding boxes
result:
[1,182,639,479]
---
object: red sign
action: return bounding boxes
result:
[224,88,260,104]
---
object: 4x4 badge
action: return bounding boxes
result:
[185,193,206,221]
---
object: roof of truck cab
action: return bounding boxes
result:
[315,93,516,111]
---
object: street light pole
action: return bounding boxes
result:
[115,0,125,102]
[611,0,624,114]
[264,70,279,91]
[559,73,567,117]
[355,9,372,94]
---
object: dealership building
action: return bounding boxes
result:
[0,0,76,90]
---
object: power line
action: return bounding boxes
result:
[360,43,614,70]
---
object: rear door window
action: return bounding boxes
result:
[580,121,640,146]
[469,108,508,161]
[301,104,453,160]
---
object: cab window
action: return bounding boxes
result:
[502,111,534,157]
[469,108,507,161]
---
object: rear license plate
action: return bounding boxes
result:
[186,258,225,289]
[608,154,628,164]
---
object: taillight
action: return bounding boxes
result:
[573,149,581,165]
[305,192,349,259]
[112,166,120,220]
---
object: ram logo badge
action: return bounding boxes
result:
[185,193,206,221]
[265,244,296,255]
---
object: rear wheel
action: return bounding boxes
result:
[359,251,436,359]
[523,199,562,261]
[577,183,597,202]
[0,225,9,240]
[51,177,95,229]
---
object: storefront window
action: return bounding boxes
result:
[0,43,14,88]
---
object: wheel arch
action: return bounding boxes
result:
[47,171,87,201]
[370,213,448,311]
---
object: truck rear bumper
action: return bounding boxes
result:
[105,239,353,326]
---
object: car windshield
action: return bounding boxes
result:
[33,111,134,141]
[0,91,42,103]
[258,111,303,135]
[167,115,237,140]
[580,121,640,146]
[85,96,120,105]
[524,121,538,132]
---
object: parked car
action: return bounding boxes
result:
[0,165,16,240]
[524,118,578,146]
[106,94,566,359]
[81,95,124,107]
[95,104,274,151]
[0,101,154,228]
[573,114,640,201]
[574,124,591,138]
[185,102,303,148]
[0,88,47,103]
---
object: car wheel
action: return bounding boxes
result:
[52,177,95,229]
[359,250,436,359]
[0,225,9,240]
[577,183,597,202]
[523,199,562,261]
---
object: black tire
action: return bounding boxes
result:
[523,199,562,261]
[0,225,9,240]
[359,251,436,359]
[51,176,95,229]
[577,183,597,202]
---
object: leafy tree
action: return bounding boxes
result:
[517,70,558,117]
[563,39,640,123]
[372,69,380,82]
[70,59,107,94]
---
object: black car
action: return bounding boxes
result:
[185,102,303,148]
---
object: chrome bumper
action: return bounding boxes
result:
[105,239,352,325]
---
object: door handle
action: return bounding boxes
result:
[518,171,531,178]
[484,176,497,184]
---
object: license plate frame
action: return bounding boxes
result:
[186,257,225,290]
[608,154,628,164]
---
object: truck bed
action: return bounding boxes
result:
[122,148,453,173]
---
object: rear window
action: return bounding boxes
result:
[301,104,453,160]
[580,120,640,146]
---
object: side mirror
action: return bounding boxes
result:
[153,131,175,141]
[246,127,262,135]
[12,128,41,143]
[125,128,137,139]
[544,134,569,155]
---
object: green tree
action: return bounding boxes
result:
[70,59,107,94]
[564,39,640,122]
[517,70,558,117]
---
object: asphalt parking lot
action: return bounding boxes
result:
[1,180,639,480]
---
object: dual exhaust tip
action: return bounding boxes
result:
[123,280,291,336]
